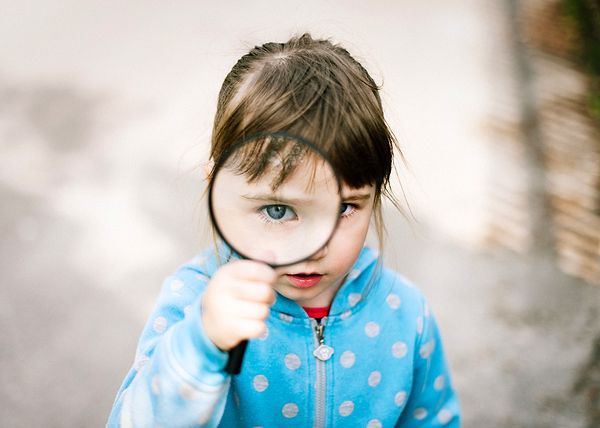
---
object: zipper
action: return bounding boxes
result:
[311,317,333,428]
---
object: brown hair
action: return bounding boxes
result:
[209,33,402,246]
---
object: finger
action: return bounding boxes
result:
[220,323,266,349]
[230,281,276,304]
[228,301,270,321]
[231,320,267,341]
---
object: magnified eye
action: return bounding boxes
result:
[260,204,297,223]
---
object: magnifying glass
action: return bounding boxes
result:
[208,132,342,374]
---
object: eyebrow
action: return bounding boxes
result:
[342,192,372,202]
[241,193,312,205]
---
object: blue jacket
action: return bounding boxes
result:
[108,246,460,427]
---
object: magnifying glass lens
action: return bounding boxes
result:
[209,134,341,267]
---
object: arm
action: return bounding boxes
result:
[396,298,461,427]
[107,251,276,427]
[107,254,230,427]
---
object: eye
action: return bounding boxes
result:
[259,204,297,223]
[340,203,357,218]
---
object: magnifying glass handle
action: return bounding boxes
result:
[225,340,248,375]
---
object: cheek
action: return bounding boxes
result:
[328,218,371,271]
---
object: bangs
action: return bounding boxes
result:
[218,133,333,193]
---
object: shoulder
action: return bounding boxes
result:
[168,244,233,288]
[349,246,428,312]
[372,262,429,318]
[149,245,231,317]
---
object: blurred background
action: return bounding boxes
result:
[1,0,599,426]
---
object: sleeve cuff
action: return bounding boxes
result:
[167,295,229,387]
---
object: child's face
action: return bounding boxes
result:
[211,145,375,308]
[272,182,375,308]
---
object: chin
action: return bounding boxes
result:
[276,286,317,305]
[281,286,316,300]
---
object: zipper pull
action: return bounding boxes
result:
[316,323,325,344]
[312,319,334,361]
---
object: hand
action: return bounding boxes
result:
[202,260,277,351]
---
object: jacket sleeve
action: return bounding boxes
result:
[396,297,461,427]
[107,252,231,427]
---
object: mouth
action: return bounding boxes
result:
[285,273,323,288]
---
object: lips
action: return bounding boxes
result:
[286,273,323,288]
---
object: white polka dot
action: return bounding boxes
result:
[153,316,168,334]
[364,322,380,338]
[368,371,381,387]
[183,305,192,316]
[284,353,301,370]
[253,375,269,392]
[348,269,361,280]
[121,408,132,428]
[198,411,211,425]
[394,391,407,406]
[420,340,435,359]
[348,293,362,307]
[438,409,453,424]
[282,403,299,418]
[192,256,206,265]
[386,293,401,309]
[392,341,408,358]
[416,316,424,334]
[414,407,428,420]
[170,279,184,292]
[367,419,382,428]
[151,375,160,395]
[133,354,149,370]
[279,313,293,323]
[340,351,356,368]
[339,400,354,416]
[340,310,352,320]
[180,383,198,400]
[258,327,269,341]
[434,375,446,391]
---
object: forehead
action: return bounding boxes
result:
[222,136,337,192]
[235,155,339,198]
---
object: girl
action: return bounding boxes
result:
[108,33,460,427]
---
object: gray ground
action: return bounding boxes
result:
[1,1,599,427]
